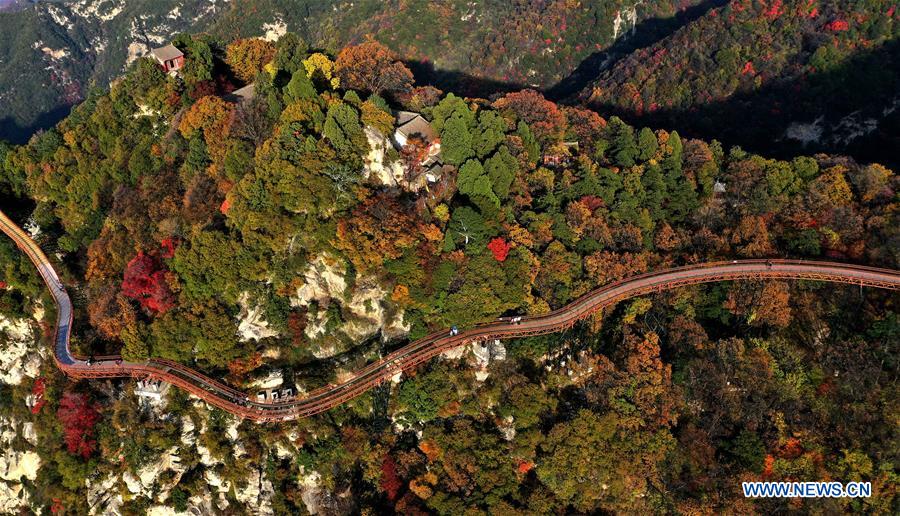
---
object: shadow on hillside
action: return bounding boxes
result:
[582,38,900,170]
[403,0,729,101]
[546,0,729,100]
[405,60,525,100]
[0,104,74,145]
[0,194,34,221]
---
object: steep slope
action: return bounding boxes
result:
[209,0,709,95]
[0,0,709,143]
[0,0,229,144]
[577,0,900,168]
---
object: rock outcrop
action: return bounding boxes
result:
[292,255,409,358]
[236,292,281,342]
[362,127,404,187]
[0,316,42,385]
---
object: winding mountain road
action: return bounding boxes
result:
[2,208,899,422]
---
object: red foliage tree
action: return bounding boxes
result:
[825,19,849,31]
[380,455,403,502]
[30,377,46,414]
[56,391,100,459]
[579,195,604,212]
[121,251,176,313]
[763,0,783,20]
[219,197,232,215]
[487,237,511,262]
[159,237,179,259]
[563,106,606,149]
[287,310,308,347]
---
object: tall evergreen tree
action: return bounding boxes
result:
[485,146,517,199]
[641,162,668,221]
[441,115,475,165]
[474,110,507,159]
[637,127,658,162]
[516,121,540,164]
[609,117,637,168]
[661,131,698,222]
[284,69,318,104]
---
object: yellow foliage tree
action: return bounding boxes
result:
[303,52,340,89]
[226,38,276,82]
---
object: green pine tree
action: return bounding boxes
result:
[441,115,475,165]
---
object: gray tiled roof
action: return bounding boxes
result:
[150,44,183,62]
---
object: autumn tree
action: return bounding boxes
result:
[381,455,403,501]
[57,392,100,459]
[584,251,650,286]
[334,193,419,273]
[493,89,565,143]
[729,215,775,257]
[226,38,276,82]
[303,52,340,89]
[334,41,414,95]
[88,288,137,340]
[179,96,235,164]
[400,136,429,186]
[121,251,177,314]
[487,237,511,262]
[420,418,520,512]
[723,281,792,328]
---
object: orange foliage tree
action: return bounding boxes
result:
[334,41,414,95]
[584,251,650,285]
[178,95,235,163]
[724,281,792,328]
[334,193,419,273]
[494,89,566,142]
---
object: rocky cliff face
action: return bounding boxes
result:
[0,314,42,385]
[0,312,42,513]
[292,254,409,359]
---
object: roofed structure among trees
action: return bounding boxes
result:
[393,111,437,147]
[150,44,185,73]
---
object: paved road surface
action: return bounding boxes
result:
[2,209,898,421]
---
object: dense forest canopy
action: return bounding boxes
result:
[0,0,709,144]
[579,0,900,169]
[0,29,897,514]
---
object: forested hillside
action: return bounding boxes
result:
[0,0,232,143]
[578,0,900,169]
[0,0,711,144]
[0,30,897,514]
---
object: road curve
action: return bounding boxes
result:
[2,209,899,422]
